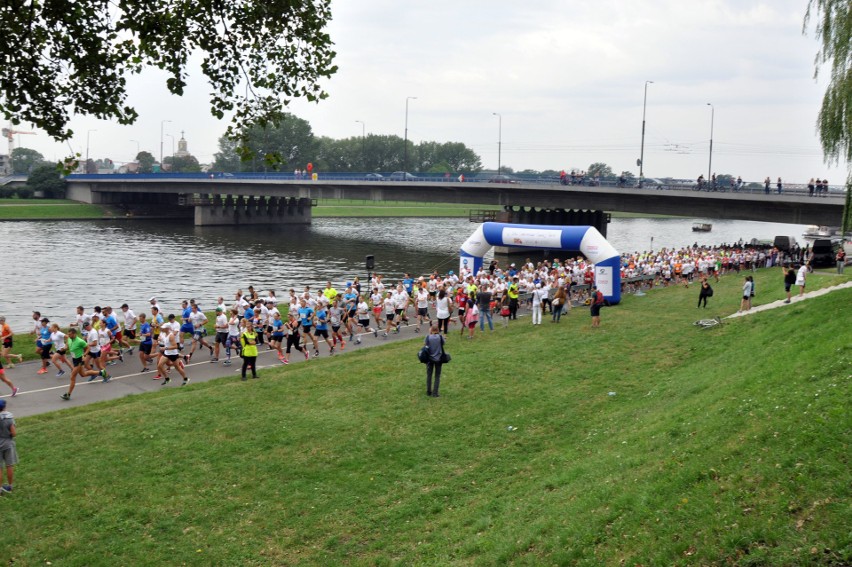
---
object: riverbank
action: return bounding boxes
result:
[0,199,679,220]
[2,270,848,565]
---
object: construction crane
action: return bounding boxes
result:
[2,123,36,156]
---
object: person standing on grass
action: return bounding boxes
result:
[240,320,259,380]
[697,279,712,308]
[837,248,846,274]
[507,277,520,320]
[590,286,604,328]
[796,262,809,296]
[740,276,753,312]
[424,324,445,397]
[464,301,479,339]
[783,266,797,304]
[551,285,568,322]
[0,399,17,494]
[0,317,23,368]
[435,288,452,335]
[477,283,494,331]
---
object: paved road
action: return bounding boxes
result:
[0,321,465,418]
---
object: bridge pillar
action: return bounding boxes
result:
[194,195,314,226]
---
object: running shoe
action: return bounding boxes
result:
[56,370,66,377]
[6,363,14,369]
[313,350,320,358]
[11,387,18,397]
[373,329,378,338]
[304,350,310,360]
[127,347,134,356]
[223,360,232,366]
[60,392,70,401]
[339,341,345,350]
[414,326,420,333]
[140,367,150,373]
[281,359,289,365]
[107,361,117,366]
[37,368,48,375]
[154,374,162,380]
[0,485,12,494]
[87,374,98,382]
[210,358,218,363]
[162,377,170,385]
[355,337,362,345]
[329,347,335,356]
[118,353,124,362]
[182,377,190,386]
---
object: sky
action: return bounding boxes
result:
[10,0,842,183]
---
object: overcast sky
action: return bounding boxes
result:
[14,0,841,183]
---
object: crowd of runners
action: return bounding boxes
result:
[0,241,820,401]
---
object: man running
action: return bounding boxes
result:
[157,324,189,386]
[188,303,213,360]
[119,304,138,354]
[0,317,23,368]
[212,307,228,362]
[137,313,156,372]
[60,328,105,400]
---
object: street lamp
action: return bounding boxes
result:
[355,120,365,170]
[130,139,140,159]
[706,103,714,184]
[160,119,171,166]
[404,96,417,173]
[492,112,502,176]
[639,80,653,185]
[86,129,97,166]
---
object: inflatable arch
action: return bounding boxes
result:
[459,222,622,304]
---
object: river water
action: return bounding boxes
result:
[1,216,807,330]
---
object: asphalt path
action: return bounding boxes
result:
[1,320,468,418]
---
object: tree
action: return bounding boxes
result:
[212,113,318,172]
[11,148,45,174]
[135,151,156,174]
[163,155,201,173]
[0,0,337,145]
[27,164,66,198]
[587,162,614,178]
[804,0,852,232]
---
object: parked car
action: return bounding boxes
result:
[809,239,836,268]
[364,173,384,181]
[389,171,418,181]
[488,174,518,184]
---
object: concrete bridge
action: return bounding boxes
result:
[65,173,844,228]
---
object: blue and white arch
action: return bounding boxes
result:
[459,222,622,304]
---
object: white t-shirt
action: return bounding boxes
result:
[87,328,101,353]
[416,290,428,309]
[163,331,179,356]
[122,309,137,331]
[51,331,67,351]
[189,311,207,330]
[228,316,240,337]
[356,301,370,318]
[215,314,228,332]
[436,297,450,319]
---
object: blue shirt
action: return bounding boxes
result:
[343,293,358,311]
[140,322,153,345]
[403,277,414,294]
[315,309,328,331]
[298,307,314,327]
[243,306,255,320]
[104,315,119,334]
[271,319,284,333]
[37,326,51,346]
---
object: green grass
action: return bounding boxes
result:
[0,200,105,219]
[3,268,850,565]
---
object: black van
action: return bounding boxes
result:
[810,239,836,268]
[773,235,797,252]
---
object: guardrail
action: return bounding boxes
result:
[66,172,846,198]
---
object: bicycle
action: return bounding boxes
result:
[693,316,722,329]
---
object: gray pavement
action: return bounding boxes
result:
[1,321,466,418]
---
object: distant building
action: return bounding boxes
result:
[175,131,190,158]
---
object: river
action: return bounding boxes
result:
[1,216,807,330]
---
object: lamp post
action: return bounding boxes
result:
[159,119,171,166]
[706,103,714,184]
[130,139,140,159]
[355,120,365,169]
[639,80,653,186]
[492,112,502,176]
[86,129,96,165]
[404,96,417,173]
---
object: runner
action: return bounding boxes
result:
[157,324,188,386]
[269,311,286,361]
[354,294,376,343]
[0,360,17,398]
[328,299,346,351]
[83,320,110,382]
[0,317,23,368]
[381,291,397,338]
[223,309,242,366]
[137,313,156,372]
[297,298,319,356]
[413,284,431,332]
[188,303,213,360]
[283,313,308,363]
[35,317,52,375]
[119,303,137,354]
[212,307,228,362]
[370,287,384,330]
[60,328,104,400]
[48,323,72,376]
[314,302,335,356]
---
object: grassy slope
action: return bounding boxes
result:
[0,201,105,219]
[3,271,850,566]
